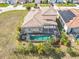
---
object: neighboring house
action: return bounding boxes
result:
[0,0,33,4]
[18,0,33,4]
[35,0,41,4]
[73,0,79,3]
[6,0,16,4]
[0,0,6,3]
[58,9,79,38]
[0,0,17,4]
[21,7,60,40]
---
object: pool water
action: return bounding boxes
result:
[30,36,50,41]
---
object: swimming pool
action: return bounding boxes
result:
[30,35,50,41]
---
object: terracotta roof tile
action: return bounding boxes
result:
[67,16,79,28]
[70,9,79,16]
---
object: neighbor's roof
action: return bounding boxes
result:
[59,9,79,28]
[67,16,79,28]
[70,9,79,16]
[58,9,75,23]
[67,9,79,28]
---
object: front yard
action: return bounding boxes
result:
[0,3,9,7]
[23,3,50,7]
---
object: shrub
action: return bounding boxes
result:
[27,42,37,54]
[43,43,53,55]
[47,35,54,45]
[67,47,79,57]
[36,43,45,54]
[16,43,28,54]
[60,32,69,46]
[23,3,35,10]
[55,48,61,54]
[36,43,52,55]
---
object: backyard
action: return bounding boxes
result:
[0,10,28,59]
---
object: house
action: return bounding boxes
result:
[21,7,60,40]
[18,0,33,4]
[0,0,33,4]
[0,0,6,3]
[58,9,79,38]
[6,0,17,4]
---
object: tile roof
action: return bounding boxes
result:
[67,9,79,28]
[22,7,57,28]
[59,9,79,28]
[42,7,57,16]
[70,9,79,16]
[23,17,43,27]
[67,16,79,28]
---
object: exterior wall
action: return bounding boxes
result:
[70,27,79,34]
[73,0,79,3]
[18,0,27,4]
[35,0,41,4]
[48,0,63,3]
[59,16,70,33]
[21,27,43,34]
[21,25,58,34]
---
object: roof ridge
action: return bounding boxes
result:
[42,7,54,15]
[34,16,44,25]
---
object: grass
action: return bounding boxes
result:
[0,3,9,7]
[23,3,50,7]
[40,4,50,7]
[23,3,35,7]
[0,10,28,59]
[56,3,76,7]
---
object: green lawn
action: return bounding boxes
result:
[56,3,76,7]
[23,3,35,7]
[40,4,50,7]
[0,10,28,59]
[0,3,9,7]
[23,3,50,7]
